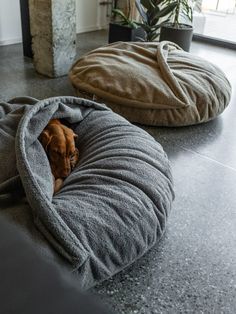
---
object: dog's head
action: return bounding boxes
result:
[39,120,79,179]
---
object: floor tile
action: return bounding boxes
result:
[0,31,236,314]
[93,144,236,313]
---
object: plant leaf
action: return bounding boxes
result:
[141,0,155,10]
[135,22,152,32]
[112,9,129,23]
[135,0,148,23]
[156,1,178,18]
[150,2,177,25]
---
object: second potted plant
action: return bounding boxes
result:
[135,0,178,41]
[160,0,194,51]
[109,1,146,43]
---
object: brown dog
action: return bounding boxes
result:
[39,119,79,194]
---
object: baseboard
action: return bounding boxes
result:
[0,25,108,46]
[0,37,22,46]
[77,25,106,34]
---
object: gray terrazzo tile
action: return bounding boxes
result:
[0,30,108,101]
[0,30,235,313]
[141,112,236,171]
[141,42,236,171]
[92,144,236,314]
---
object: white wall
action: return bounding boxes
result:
[0,0,22,45]
[76,0,103,33]
[76,0,109,33]
[0,0,108,46]
[202,0,235,13]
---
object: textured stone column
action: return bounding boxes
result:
[29,0,76,77]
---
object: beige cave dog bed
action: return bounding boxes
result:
[69,41,231,127]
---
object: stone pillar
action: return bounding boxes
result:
[29,0,76,77]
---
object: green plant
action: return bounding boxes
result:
[163,0,194,27]
[112,3,138,29]
[135,0,178,41]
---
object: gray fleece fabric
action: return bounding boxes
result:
[0,96,174,289]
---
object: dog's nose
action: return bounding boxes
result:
[61,167,71,178]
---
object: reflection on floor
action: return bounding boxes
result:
[0,30,236,313]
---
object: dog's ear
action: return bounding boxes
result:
[39,130,52,152]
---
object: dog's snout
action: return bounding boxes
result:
[52,158,71,179]
[55,169,70,179]
[61,167,71,178]
[61,160,71,177]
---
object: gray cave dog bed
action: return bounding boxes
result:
[0,96,174,289]
[69,41,231,127]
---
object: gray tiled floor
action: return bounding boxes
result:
[0,31,236,313]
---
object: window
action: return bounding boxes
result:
[193,0,236,46]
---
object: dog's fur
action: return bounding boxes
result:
[39,119,79,193]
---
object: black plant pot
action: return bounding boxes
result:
[19,0,33,58]
[108,23,146,43]
[160,23,193,52]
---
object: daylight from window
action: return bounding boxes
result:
[193,0,236,42]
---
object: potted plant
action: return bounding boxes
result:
[108,1,146,43]
[135,0,178,41]
[160,0,194,51]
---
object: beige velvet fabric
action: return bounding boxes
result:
[69,41,231,126]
